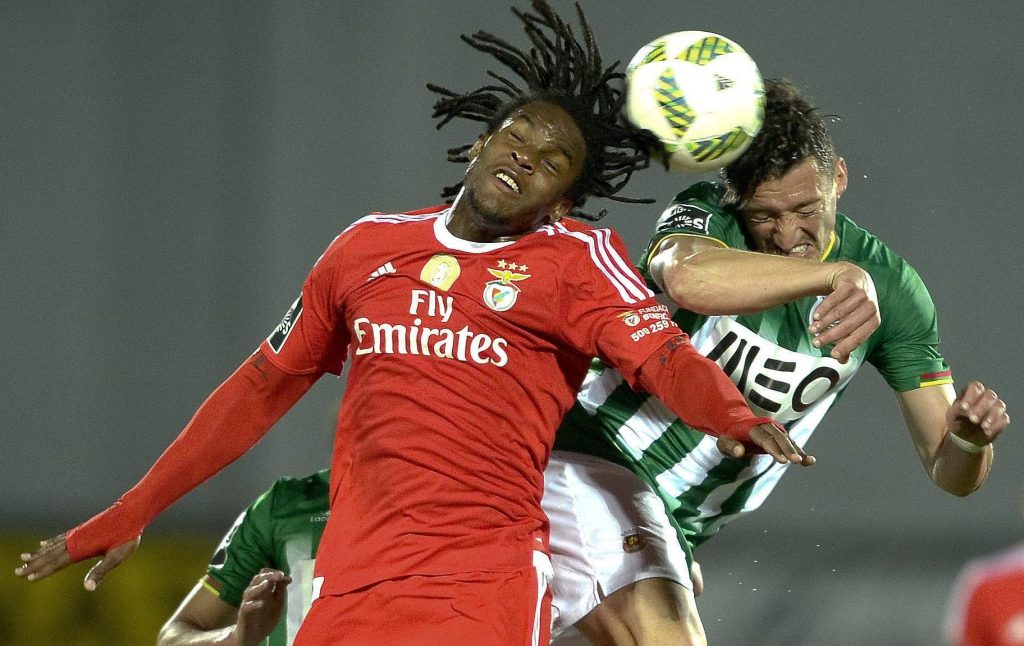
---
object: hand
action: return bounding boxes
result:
[690,561,704,598]
[809,263,880,363]
[946,381,1009,448]
[15,533,140,590]
[234,568,292,646]
[717,423,815,466]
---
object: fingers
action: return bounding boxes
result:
[809,269,881,362]
[83,537,139,591]
[952,382,1009,442]
[716,436,746,458]
[14,534,71,582]
[242,569,292,603]
[690,561,704,598]
[748,423,815,466]
[809,296,880,363]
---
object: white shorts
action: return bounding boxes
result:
[543,450,691,640]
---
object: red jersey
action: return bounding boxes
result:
[260,205,685,597]
[946,543,1024,646]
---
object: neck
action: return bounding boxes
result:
[447,187,531,244]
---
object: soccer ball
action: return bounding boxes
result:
[625,31,765,173]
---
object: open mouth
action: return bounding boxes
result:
[495,171,520,194]
[777,243,815,258]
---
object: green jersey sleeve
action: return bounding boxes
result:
[865,259,951,392]
[637,182,747,286]
[203,483,279,608]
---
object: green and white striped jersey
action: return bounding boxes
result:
[553,182,951,552]
[203,470,329,646]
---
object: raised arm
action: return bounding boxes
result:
[897,381,1008,496]
[15,351,319,589]
[648,234,879,362]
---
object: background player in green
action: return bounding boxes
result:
[545,78,1010,645]
[158,470,328,646]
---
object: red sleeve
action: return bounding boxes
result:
[260,233,352,376]
[555,226,774,445]
[557,227,682,377]
[65,351,318,562]
[635,337,776,444]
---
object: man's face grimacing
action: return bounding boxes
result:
[740,157,849,261]
[462,100,586,239]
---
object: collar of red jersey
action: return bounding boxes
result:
[434,208,518,254]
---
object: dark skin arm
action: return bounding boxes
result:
[15,352,318,589]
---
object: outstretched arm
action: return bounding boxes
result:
[634,335,814,466]
[157,569,292,646]
[897,381,1008,496]
[15,351,318,588]
[649,235,879,362]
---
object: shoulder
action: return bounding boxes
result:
[261,470,331,518]
[543,218,632,259]
[834,213,912,272]
[340,205,447,237]
[953,543,1024,602]
[543,220,654,303]
[314,206,448,269]
[835,214,928,296]
[655,182,744,240]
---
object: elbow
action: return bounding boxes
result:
[662,263,718,315]
[155,622,175,646]
[944,484,979,498]
[931,464,986,498]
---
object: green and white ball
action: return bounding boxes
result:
[625,30,765,173]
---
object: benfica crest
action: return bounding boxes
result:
[483,259,531,312]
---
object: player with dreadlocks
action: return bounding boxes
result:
[17,2,809,642]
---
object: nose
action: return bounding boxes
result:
[511,149,534,174]
[772,215,802,249]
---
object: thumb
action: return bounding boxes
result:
[717,436,746,458]
[84,556,114,591]
[83,537,137,591]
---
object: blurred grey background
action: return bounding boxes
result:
[3,1,1021,644]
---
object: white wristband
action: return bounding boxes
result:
[948,432,987,454]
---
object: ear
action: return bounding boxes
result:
[834,157,849,198]
[468,135,486,161]
[546,197,574,224]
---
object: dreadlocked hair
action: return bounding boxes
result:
[722,78,838,207]
[426,0,660,220]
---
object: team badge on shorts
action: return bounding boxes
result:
[482,259,530,312]
[622,531,646,553]
[420,254,462,291]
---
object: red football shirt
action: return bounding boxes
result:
[260,205,687,597]
[946,543,1024,646]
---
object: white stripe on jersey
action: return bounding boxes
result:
[342,210,442,234]
[654,387,833,521]
[552,223,653,304]
[310,211,443,268]
[593,228,653,297]
[532,551,553,646]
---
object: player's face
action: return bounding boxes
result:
[460,101,586,239]
[740,157,848,261]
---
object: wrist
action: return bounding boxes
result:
[947,431,988,454]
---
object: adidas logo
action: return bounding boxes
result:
[368,262,396,281]
[714,74,734,91]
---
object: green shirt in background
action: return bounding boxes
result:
[203,470,329,646]
[555,182,950,560]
